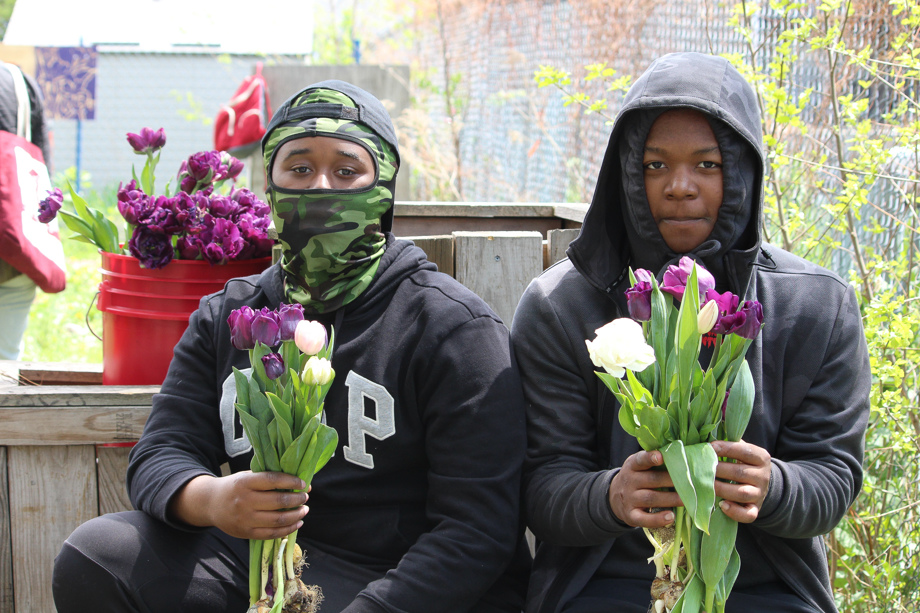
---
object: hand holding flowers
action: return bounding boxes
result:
[588,256,764,613]
[228,303,338,613]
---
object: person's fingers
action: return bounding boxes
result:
[242,470,308,492]
[625,507,676,529]
[714,479,762,506]
[711,440,770,467]
[629,449,664,471]
[719,499,759,524]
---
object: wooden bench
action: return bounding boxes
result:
[0,228,581,612]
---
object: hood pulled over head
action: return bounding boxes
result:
[262,80,400,314]
[567,52,765,300]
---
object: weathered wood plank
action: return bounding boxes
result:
[405,235,454,278]
[453,231,544,327]
[547,228,580,268]
[0,406,151,445]
[552,203,588,224]
[0,385,157,408]
[394,202,559,218]
[97,446,134,515]
[0,448,13,613]
[16,362,103,387]
[9,446,97,613]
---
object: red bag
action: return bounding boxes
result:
[0,130,66,293]
[214,63,272,157]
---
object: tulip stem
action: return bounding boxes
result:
[671,507,684,583]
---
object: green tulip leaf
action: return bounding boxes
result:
[672,573,704,613]
[237,410,266,473]
[635,403,670,448]
[700,503,738,593]
[724,360,755,442]
[618,403,639,437]
[311,422,339,474]
[232,368,252,416]
[661,440,718,533]
[248,384,273,426]
[266,392,294,433]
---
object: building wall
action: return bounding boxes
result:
[48,51,296,191]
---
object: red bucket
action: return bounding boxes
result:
[97,252,272,386]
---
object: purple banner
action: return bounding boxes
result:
[34,46,97,120]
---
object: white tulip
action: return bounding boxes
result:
[585,318,656,378]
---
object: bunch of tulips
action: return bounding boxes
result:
[586,257,764,613]
[228,303,338,613]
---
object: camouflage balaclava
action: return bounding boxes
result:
[263,85,399,314]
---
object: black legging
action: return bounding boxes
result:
[52,511,381,613]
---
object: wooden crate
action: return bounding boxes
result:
[0,362,155,613]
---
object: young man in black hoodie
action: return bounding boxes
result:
[511,53,870,613]
[53,80,530,613]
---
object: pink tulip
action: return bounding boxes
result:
[294,320,327,356]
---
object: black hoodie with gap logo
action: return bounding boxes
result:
[127,236,531,612]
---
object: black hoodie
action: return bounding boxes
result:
[511,52,870,613]
[129,78,531,613]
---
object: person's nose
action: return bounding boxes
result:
[665,166,698,199]
[309,172,333,190]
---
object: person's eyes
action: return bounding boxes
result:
[644,161,665,170]
[290,164,312,175]
[337,167,357,177]
[699,160,722,169]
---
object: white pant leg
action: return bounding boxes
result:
[0,274,37,359]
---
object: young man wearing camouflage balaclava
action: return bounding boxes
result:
[53,80,531,613]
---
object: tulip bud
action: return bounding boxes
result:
[302,356,334,386]
[261,352,285,380]
[276,303,305,342]
[294,320,327,355]
[697,300,719,335]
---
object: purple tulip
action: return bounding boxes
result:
[179,151,223,193]
[200,218,245,265]
[634,268,653,284]
[261,352,285,380]
[219,152,244,181]
[732,300,764,340]
[661,256,716,301]
[251,307,281,347]
[126,127,166,154]
[228,306,256,350]
[706,289,741,335]
[176,235,202,260]
[207,194,235,217]
[710,294,764,340]
[276,303,305,341]
[128,226,174,269]
[117,180,149,224]
[38,188,63,223]
[626,281,653,322]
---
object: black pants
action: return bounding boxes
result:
[52,511,383,613]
